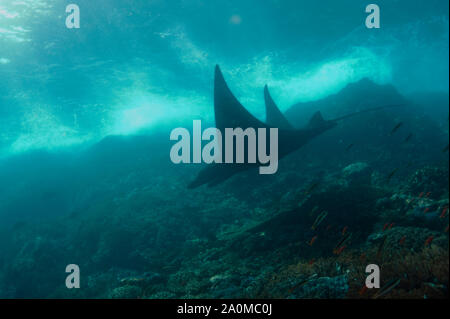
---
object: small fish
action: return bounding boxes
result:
[308,258,315,265]
[333,245,347,255]
[423,207,430,214]
[440,207,448,218]
[389,122,403,135]
[342,226,348,236]
[388,223,395,230]
[345,143,354,151]
[443,144,449,153]
[445,225,449,233]
[418,192,424,198]
[425,192,431,198]
[424,236,434,246]
[382,223,389,231]
[399,236,406,245]
[311,211,328,230]
[334,233,351,253]
[335,232,351,248]
[402,133,413,143]
[359,285,368,296]
[308,235,318,246]
[376,235,387,258]
[304,182,320,195]
[120,277,145,285]
[373,278,401,299]
[386,168,398,182]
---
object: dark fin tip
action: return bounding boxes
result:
[215,64,222,76]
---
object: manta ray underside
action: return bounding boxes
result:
[187,65,336,188]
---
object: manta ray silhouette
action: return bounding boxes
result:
[188,65,402,188]
[188,65,336,188]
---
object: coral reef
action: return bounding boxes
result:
[0,98,448,299]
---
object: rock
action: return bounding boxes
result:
[147,291,176,299]
[110,285,142,299]
[366,226,448,252]
[342,162,372,185]
[406,166,449,200]
[290,275,349,299]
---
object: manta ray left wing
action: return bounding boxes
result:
[264,85,294,129]
[214,65,268,131]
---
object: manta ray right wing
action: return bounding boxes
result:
[264,85,294,129]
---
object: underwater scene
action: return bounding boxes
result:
[0,0,449,299]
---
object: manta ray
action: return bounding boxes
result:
[188,65,401,188]
[188,65,336,188]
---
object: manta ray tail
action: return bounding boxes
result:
[331,104,405,122]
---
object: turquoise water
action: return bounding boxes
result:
[0,0,448,299]
[1,0,448,155]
